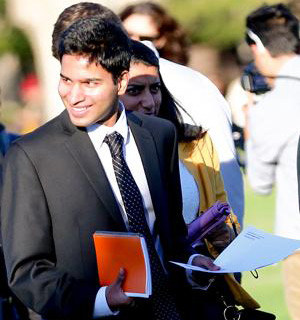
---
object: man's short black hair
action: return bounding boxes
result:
[58,17,131,83]
[246,3,300,56]
[52,2,123,60]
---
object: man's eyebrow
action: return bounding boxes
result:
[82,78,102,82]
[60,73,70,80]
[59,74,102,82]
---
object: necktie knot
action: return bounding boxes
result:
[104,132,124,158]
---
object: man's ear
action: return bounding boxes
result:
[249,44,256,53]
[117,71,129,95]
[250,43,266,54]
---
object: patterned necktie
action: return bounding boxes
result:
[104,132,181,320]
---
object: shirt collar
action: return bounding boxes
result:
[87,102,129,146]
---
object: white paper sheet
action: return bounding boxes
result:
[171,226,300,273]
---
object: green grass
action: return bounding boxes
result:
[242,177,290,320]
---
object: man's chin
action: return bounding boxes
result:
[68,113,118,128]
[66,102,119,127]
[69,114,92,127]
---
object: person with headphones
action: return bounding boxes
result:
[245,4,300,320]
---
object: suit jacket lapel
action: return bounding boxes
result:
[128,114,167,224]
[60,111,126,229]
[59,110,168,230]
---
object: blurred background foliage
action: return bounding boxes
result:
[0,0,292,64]
[0,0,294,72]
[0,0,34,73]
[165,0,288,50]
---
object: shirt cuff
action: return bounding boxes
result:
[186,254,215,290]
[93,286,120,318]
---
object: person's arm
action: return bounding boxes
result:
[246,141,276,194]
[2,144,134,319]
[245,102,281,194]
[1,144,99,319]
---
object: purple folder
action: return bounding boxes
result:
[187,201,231,246]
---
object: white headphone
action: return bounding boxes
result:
[247,29,266,53]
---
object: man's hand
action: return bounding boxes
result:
[190,255,220,287]
[106,268,134,311]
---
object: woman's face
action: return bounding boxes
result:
[120,62,162,116]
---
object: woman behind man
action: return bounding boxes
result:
[120,41,259,317]
[121,40,237,252]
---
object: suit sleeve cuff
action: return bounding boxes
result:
[93,286,119,318]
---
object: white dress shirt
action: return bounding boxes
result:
[87,106,156,234]
[88,105,158,317]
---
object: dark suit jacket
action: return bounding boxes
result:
[1,110,194,320]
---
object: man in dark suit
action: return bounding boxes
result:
[1,15,218,320]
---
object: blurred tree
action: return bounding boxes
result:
[165,0,288,50]
[0,0,34,73]
[287,0,300,19]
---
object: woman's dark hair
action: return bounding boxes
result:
[120,2,190,65]
[130,40,203,142]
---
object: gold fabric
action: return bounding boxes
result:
[179,133,259,308]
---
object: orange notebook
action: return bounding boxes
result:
[93,231,152,297]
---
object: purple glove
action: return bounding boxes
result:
[187,201,231,246]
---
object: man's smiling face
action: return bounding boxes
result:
[58,54,128,127]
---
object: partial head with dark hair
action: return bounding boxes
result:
[246,3,299,56]
[130,40,159,67]
[120,1,190,65]
[52,2,123,59]
[58,17,131,82]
